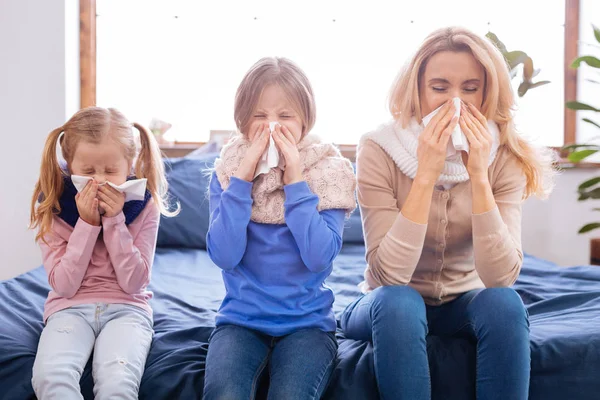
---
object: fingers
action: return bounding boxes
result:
[271,127,285,151]
[433,103,459,142]
[467,103,488,127]
[99,183,121,198]
[98,185,125,207]
[252,123,266,140]
[91,198,99,215]
[273,125,294,149]
[254,124,270,150]
[78,180,89,202]
[438,116,459,145]
[279,125,296,144]
[97,187,115,208]
[98,200,109,214]
[459,114,479,146]
[425,100,454,140]
[463,103,492,142]
[81,180,96,208]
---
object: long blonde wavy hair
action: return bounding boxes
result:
[30,107,178,242]
[389,26,556,199]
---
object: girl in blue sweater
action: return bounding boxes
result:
[203,57,356,400]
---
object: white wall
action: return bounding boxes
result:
[523,168,600,266]
[0,0,79,280]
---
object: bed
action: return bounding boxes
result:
[1,152,599,400]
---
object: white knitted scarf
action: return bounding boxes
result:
[214,134,357,224]
[359,119,500,184]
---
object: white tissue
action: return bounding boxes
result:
[422,97,468,158]
[450,97,467,152]
[254,121,286,178]
[422,97,500,159]
[71,175,148,202]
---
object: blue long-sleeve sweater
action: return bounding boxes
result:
[206,172,345,336]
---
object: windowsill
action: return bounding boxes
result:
[158,142,360,160]
[159,143,600,169]
[159,142,205,158]
[556,158,600,169]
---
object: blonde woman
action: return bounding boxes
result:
[340,27,554,399]
[203,57,356,399]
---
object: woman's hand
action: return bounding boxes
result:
[415,99,459,185]
[459,102,493,182]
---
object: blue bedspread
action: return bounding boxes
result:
[1,245,599,399]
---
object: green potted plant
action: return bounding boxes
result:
[486,31,551,97]
[562,25,600,235]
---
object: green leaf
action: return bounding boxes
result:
[486,31,507,53]
[529,80,550,89]
[579,223,600,234]
[523,57,534,80]
[571,56,600,69]
[562,143,600,152]
[566,101,600,112]
[579,187,600,200]
[583,119,600,130]
[579,177,600,191]
[518,81,529,97]
[506,51,528,69]
[517,80,549,97]
[594,24,600,44]
[568,149,599,162]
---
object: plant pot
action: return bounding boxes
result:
[590,238,600,265]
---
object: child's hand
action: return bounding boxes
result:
[234,124,270,182]
[97,184,126,218]
[273,125,302,185]
[75,180,101,226]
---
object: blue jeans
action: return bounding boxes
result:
[32,303,153,400]
[203,325,338,400]
[340,286,530,400]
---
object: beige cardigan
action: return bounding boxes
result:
[357,136,526,305]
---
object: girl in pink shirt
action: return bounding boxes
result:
[29,107,177,400]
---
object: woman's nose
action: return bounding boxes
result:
[449,90,462,100]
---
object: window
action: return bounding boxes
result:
[89,0,573,146]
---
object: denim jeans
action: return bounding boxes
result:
[340,286,530,400]
[32,303,153,400]
[203,325,338,400]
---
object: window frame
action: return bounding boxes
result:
[80,0,581,158]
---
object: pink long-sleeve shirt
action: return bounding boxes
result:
[39,202,159,322]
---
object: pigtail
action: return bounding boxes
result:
[30,126,67,242]
[133,122,180,216]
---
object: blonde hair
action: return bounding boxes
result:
[30,107,178,242]
[234,57,316,137]
[389,26,555,199]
